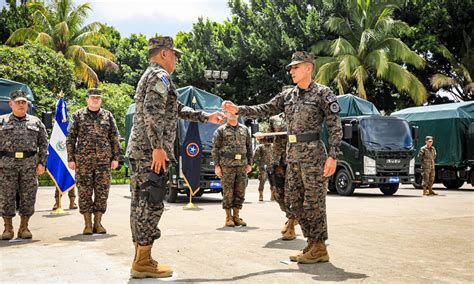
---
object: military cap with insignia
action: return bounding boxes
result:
[286,51,315,69]
[86,88,102,97]
[9,90,29,102]
[148,36,182,57]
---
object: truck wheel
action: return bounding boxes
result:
[412,173,422,189]
[379,184,399,195]
[442,179,464,189]
[166,187,178,203]
[335,169,355,196]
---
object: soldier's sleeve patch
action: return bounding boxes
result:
[329,102,340,113]
[325,93,338,103]
[154,80,167,94]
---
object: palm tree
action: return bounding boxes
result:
[430,40,473,101]
[6,0,117,88]
[312,0,427,105]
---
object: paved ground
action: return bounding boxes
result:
[1,180,473,283]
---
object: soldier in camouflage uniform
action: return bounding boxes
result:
[253,135,272,201]
[66,88,121,235]
[418,136,438,196]
[268,112,299,240]
[0,91,48,240]
[127,36,224,278]
[223,51,342,264]
[212,111,252,227]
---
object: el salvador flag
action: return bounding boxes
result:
[46,97,75,194]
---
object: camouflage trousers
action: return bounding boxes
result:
[422,167,435,189]
[54,187,76,198]
[258,169,268,192]
[221,166,248,209]
[286,161,328,241]
[76,164,111,214]
[0,158,38,217]
[271,164,294,219]
[129,159,164,246]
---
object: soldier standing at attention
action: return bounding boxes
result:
[253,135,272,201]
[0,91,48,240]
[66,88,121,235]
[212,111,252,226]
[127,36,224,278]
[268,112,298,240]
[418,136,438,196]
[222,51,342,264]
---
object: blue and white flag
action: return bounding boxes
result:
[46,97,75,194]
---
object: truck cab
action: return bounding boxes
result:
[330,115,417,196]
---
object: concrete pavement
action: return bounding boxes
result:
[1,181,473,283]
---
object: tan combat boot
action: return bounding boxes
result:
[69,197,78,209]
[296,240,330,264]
[52,196,60,211]
[131,242,158,274]
[428,187,438,196]
[282,218,297,240]
[93,212,107,234]
[289,240,313,261]
[422,187,429,196]
[233,208,247,226]
[259,191,263,202]
[225,209,235,227]
[18,216,32,239]
[130,245,173,278]
[2,216,14,240]
[270,187,276,201]
[83,213,93,235]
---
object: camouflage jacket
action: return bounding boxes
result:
[0,113,48,166]
[212,123,252,167]
[269,113,287,165]
[418,145,437,169]
[66,108,121,165]
[238,81,342,163]
[127,63,209,162]
[253,143,272,171]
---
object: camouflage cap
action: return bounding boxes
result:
[425,136,433,141]
[148,36,183,55]
[9,90,28,102]
[86,88,101,97]
[286,51,314,69]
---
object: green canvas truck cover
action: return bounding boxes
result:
[391,102,474,167]
[338,94,380,116]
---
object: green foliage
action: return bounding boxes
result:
[6,0,117,88]
[313,0,427,109]
[0,0,32,44]
[0,42,75,114]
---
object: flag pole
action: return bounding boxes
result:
[183,177,199,209]
[51,188,68,215]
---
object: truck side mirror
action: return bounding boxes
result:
[412,125,419,140]
[343,124,352,140]
[42,112,53,130]
[251,120,259,135]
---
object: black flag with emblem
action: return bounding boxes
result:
[181,121,202,195]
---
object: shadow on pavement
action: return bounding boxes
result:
[216,226,259,232]
[263,238,307,251]
[328,192,420,199]
[59,233,117,242]
[0,239,40,247]
[146,262,368,282]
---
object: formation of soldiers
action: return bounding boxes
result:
[0,35,441,279]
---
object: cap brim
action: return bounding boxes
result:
[12,97,28,102]
[286,60,305,70]
[171,47,183,55]
[87,95,102,97]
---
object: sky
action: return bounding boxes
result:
[1,0,233,37]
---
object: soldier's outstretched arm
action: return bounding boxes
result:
[222,92,286,119]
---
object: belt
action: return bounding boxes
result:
[222,153,244,160]
[0,151,37,159]
[287,133,320,143]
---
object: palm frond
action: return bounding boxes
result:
[314,56,338,75]
[331,37,357,56]
[430,74,456,90]
[74,60,99,88]
[339,54,361,79]
[315,62,340,85]
[54,21,70,41]
[352,65,368,99]
[383,62,427,105]
[326,17,352,37]
[6,28,39,45]
[378,38,425,69]
[366,49,389,77]
[82,45,115,60]
[312,40,334,56]
[73,30,108,46]
[36,32,54,48]
[84,53,118,72]
[66,45,87,62]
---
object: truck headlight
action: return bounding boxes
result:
[364,156,376,175]
[409,158,415,175]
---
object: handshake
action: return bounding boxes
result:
[206,100,241,124]
[221,100,239,114]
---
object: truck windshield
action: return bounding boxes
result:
[360,118,413,150]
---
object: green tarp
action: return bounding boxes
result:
[124,86,223,151]
[338,94,380,117]
[391,102,474,167]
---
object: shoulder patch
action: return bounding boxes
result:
[325,93,338,103]
[154,79,168,94]
[329,102,340,113]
